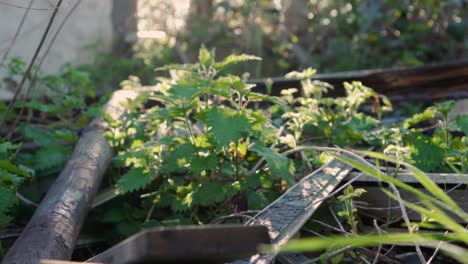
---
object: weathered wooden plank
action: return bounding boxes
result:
[233,158,353,264]
[87,225,270,264]
[3,89,152,264]
[276,253,311,264]
[345,172,468,185]
[248,59,468,102]
[344,172,468,223]
[355,187,467,223]
[40,260,103,264]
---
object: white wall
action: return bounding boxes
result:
[0,0,114,100]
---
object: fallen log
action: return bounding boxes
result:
[249,59,468,102]
[3,89,149,264]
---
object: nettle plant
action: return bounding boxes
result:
[107,47,294,223]
[0,141,30,256]
[280,68,467,173]
[280,68,392,148]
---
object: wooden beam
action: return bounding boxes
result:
[344,172,468,223]
[345,172,468,185]
[232,158,353,264]
[87,225,270,264]
[3,89,149,264]
[248,59,468,102]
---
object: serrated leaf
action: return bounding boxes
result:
[116,168,155,194]
[248,92,287,109]
[0,142,18,154]
[285,68,317,80]
[193,182,226,206]
[455,114,468,135]
[53,129,78,143]
[0,169,24,188]
[25,101,61,113]
[0,211,12,229]
[345,113,378,131]
[102,208,126,223]
[34,145,70,172]
[189,155,217,175]
[21,125,55,146]
[155,63,197,72]
[406,134,444,172]
[251,144,294,186]
[201,107,252,147]
[214,54,261,71]
[403,107,437,129]
[161,143,196,174]
[199,45,214,68]
[0,160,29,177]
[247,190,268,210]
[0,186,16,213]
[116,221,141,237]
[435,100,455,115]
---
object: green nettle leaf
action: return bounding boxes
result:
[34,145,71,172]
[0,211,13,229]
[0,186,16,213]
[285,68,317,80]
[247,191,268,210]
[0,170,24,187]
[201,107,252,147]
[435,100,455,116]
[116,221,141,237]
[161,143,196,174]
[101,208,126,223]
[189,155,217,175]
[213,54,261,71]
[24,100,61,113]
[455,114,468,135]
[0,160,29,177]
[199,45,214,68]
[403,107,437,129]
[251,144,295,186]
[116,168,155,194]
[193,182,226,206]
[21,125,55,146]
[0,142,18,154]
[407,134,444,172]
[346,113,378,131]
[167,85,200,100]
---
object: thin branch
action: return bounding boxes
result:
[0,0,34,66]
[310,219,351,235]
[329,205,345,231]
[7,0,84,138]
[388,183,427,264]
[0,0,64,132]
[0,1,56,11]
[144,202,156,222]
[426,231,448,264]
[210,210,259,224]
[372,219,383,264]
[16,192,39,207]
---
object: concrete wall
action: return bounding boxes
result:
[0,0,125,100]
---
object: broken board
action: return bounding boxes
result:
[86,224,270,264]
[232,158,353,264]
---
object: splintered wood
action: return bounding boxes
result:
[232,158,353,264]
